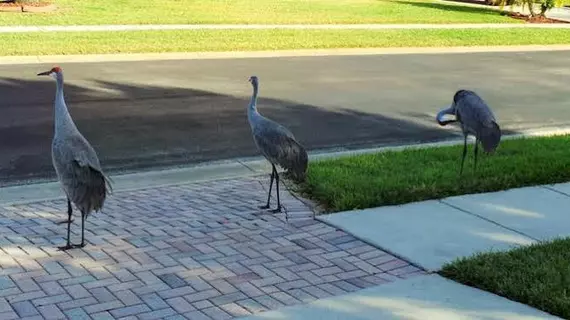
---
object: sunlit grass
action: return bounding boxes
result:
[2,28,570,56]
[302,135,570,212]
[0,0,518,25]
[441,237,570,319]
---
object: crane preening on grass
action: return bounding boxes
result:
[247,76,308,214]
[436,89,501,175]
[38,66,112,251]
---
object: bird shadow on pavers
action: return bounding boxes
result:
[391,0,502,16]
[0,77,456,187]
[0,177,425,318]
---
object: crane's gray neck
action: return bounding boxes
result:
[436,105,456,126]
[247,82,260,124]
[54,74,78,135]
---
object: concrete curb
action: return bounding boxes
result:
[2,126,570,206]
[2,45,570,65]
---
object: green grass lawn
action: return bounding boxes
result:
[2,28,570,56]
[440,238,570,319]
[302,135,570,212]
[0,0,517,25]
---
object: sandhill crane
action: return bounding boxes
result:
[38,66,112,251]
[247,76,308,213]
[436,89,501,175]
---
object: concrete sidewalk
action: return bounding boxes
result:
[243,274,560,319]
[321,182,570,271]
[0,22,570,33]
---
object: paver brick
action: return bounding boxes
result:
[141,293,169,310]
[183,310,211,320]
[89,287,117,303]
[7,290,46,303]
[302,286,333,299]
[109,303,151,318]
[0,311,19,320]
[0,176,418,319]
[166,297,195,313]
[90,311,114,320]
[270,292,300,306]
[220,303,251,317]
[0,298,13,313]
[57,297,97,310]
[12,301,39,317]
[254,295,284,310]
[201,306,232,320]
[237,299,266,314]
[84,300,124,314]
[184,289,220,303]
[32,294,71,307]
[158,286,195,299]
[114,289,142,306]
[210,292,247,306]
[193,299,214,310]
[37,304,66,320]
[137,308,178,320]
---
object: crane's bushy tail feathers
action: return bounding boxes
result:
[71,162,110,219]
[480,121,501,153]
[281,141,308,183]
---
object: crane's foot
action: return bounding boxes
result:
[72,242,86,249]
[57,244,74,251]
[270,207,282,214]
[258,204,270,209]
[55,218,74,225]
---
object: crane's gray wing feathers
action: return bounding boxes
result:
[65,135,112,216]
[456,92,501,152]
[253,120,308,182]
[68,160,110,217]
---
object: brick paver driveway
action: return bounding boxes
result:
[0,176,424,319]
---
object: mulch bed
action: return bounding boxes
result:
[507,11,570,23]
[0,1,51,6]
[0,0,55,12]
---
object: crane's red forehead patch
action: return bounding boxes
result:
[51,66,62,73]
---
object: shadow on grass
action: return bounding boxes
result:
[392,0,504,16]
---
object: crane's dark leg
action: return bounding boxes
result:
[80,211,86,247]
[56,199,75,224]
[259,166,275,209]
[57,198,73,251]
[474,137,479,171]
[459,135,468,175]
[271,169,282,213]
[72,211,86,249]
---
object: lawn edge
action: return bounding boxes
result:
[2,44,570,64]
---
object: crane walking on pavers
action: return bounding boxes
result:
[436,89,501,175]
[247,76,308,213]
[38,66,112,251]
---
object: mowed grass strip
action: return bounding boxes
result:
[302,135,570,212]
[440,238,570,319]
[2,28,570,56]
[0,0,516,25]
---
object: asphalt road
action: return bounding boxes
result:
[1,50,569,186]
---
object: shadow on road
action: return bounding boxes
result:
[0,77,457,186]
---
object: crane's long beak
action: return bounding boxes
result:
[436,105,456,126]
[37,71,51,76]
